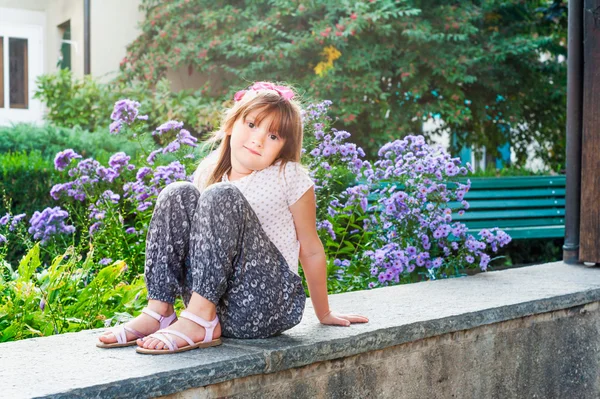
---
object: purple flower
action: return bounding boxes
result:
[39,298,46,312]
[136,167,152,180]
[110,99,141,128]
[0,234,6,244]
[147,149,162,165]
[9,213,26,231]
[99,258,113,266]
[28,207,75,244]
[54,149,82,171]
[163,141,181,154]
[109,120,123,134]
[480,254,491,270]
[108,152,131,171]
[89,222,102,235]
[101,190,120,204]
[154,120,184,136]
[125,227,137,235]
[177,129,198,147]
[0,214,9,225]
[96,166,119,183]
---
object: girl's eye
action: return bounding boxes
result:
[269,134,279,141]
[248,122,255,128]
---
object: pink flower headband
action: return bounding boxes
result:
[234,81,295,102]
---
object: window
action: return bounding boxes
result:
[9,37,28,109]
[58,21,71,70]
[0,36,4,109]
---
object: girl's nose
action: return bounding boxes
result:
[252,132,265,147]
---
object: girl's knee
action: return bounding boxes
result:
[157,181,199,203]
[201,182,243,204]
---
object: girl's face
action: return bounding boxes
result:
[227,109,285,173]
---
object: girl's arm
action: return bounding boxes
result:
[290,187,369,326]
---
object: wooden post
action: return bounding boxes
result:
[579,0,600,262]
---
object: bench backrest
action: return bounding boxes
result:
[452,176,565,239]
[367,176,566,240]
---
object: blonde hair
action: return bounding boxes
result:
[193,84,304,189]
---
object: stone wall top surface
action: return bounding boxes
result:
[1,262,599,398]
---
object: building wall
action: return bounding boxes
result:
[90,0,144,82]
[44,0,84,78]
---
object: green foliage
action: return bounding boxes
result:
[0,123,151,163]
[33,69,112,131]
[33,69,223,140]
[0,151,61,216]
[120,0,567,170]
[0,244,146,342]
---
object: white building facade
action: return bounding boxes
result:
[0,0,143,126]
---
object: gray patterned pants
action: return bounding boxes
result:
[144,182,306,339]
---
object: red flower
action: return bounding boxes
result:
[350,13,357,20]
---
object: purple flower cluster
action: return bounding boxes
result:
[154,120,184,136]
[51,154,133,202]
[54,149,82,171]
[304,101,511,289]
[28,207,75,244]
[308,126,366,177]
[109,99,147,134]
[124,161,189,212]
[146,122,198,164]
[358,136,512,285]
[1,213,27,232]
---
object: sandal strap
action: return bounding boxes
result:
[147,332,177,351]
[123,326,145,339]
[158,329,195,348]
[180,310,219,343]
[112,325,127,344]
[142,307,177,329]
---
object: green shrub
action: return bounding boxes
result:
[0,123,153,163]
[0,151,60,216]
[33,69,222,140]
[33,69,114,131]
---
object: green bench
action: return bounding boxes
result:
[368,175,565,240]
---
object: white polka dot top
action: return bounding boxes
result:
[193,154,315,275]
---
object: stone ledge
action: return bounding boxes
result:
[1,261,599,398]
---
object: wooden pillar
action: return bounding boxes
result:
[579,1,600,262]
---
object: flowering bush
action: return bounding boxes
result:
[302,100,511,293]
[0,97,512,341]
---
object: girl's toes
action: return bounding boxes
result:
[99,333,115,343]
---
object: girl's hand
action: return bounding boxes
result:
[319,310,369,327]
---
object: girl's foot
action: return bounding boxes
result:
[137,313,221,351]
[98,302,175,345]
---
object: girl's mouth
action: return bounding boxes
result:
[244,146,261,156]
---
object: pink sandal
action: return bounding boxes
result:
[135,310,222,355]
[96,307,177,348]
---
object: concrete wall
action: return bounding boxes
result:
[164,302,600,399]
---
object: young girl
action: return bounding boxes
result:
[97,81,369,354]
